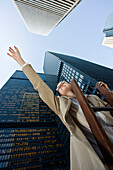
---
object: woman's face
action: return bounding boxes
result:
[57,81,72,96]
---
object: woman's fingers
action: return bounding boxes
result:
[7,53,12,57]
[97,81,109,89]
[9,48,13,54]
[99,83,103,87]
[7,46,22,63]
[96,81,104,87]
[7,47,15,58]
[98,81,104,87]
[9,47,15,54]
[14,46,17,50]
[14,46,19,53]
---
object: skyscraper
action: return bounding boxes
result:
[1,51,112,169]
[43,51,113,99]
[102,12,113,48]
[0,70,70,169]
[12,0,82,35]
[43,51,113,169]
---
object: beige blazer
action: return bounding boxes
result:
[22,64,113,170]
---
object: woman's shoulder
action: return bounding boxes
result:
[86,94,108,107]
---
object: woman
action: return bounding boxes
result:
[7,46,113,170]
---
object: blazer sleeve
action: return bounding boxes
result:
[111,91,113,94]
[22,64,61,115]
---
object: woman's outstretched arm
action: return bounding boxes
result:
[7,46,61,115]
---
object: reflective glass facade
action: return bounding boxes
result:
[0,71,69,169]
[43,51,113,170]
[44,51,113,100]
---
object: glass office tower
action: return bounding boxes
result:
[0,71,69,169]
[43,51,113,169]
[1,51,113,169]
[43,51,113,99]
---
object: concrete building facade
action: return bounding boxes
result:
[12,0,82,35]
[102,12,113,48]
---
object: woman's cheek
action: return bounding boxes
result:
[61,86,66,91]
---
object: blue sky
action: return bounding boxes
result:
[0,0,113,89]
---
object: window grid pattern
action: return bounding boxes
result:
[0,128,68,169]
[14,0,80,17]
[18,92,56,122]
[43,51,112,170]
[55,116,70,156]
[0,71,70,169]
[59,63,105,99]
[13,0,82,35]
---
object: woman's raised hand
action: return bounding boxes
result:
[96,81,110,91]
[7,46,25,66]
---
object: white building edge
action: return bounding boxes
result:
[102,36,113,49]
[12,0,82,36]
[102,12,113,49]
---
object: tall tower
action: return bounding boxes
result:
[43,51,113,100]
[102,12,113,48]
[12,0,82,35]
[0,70,70,169]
